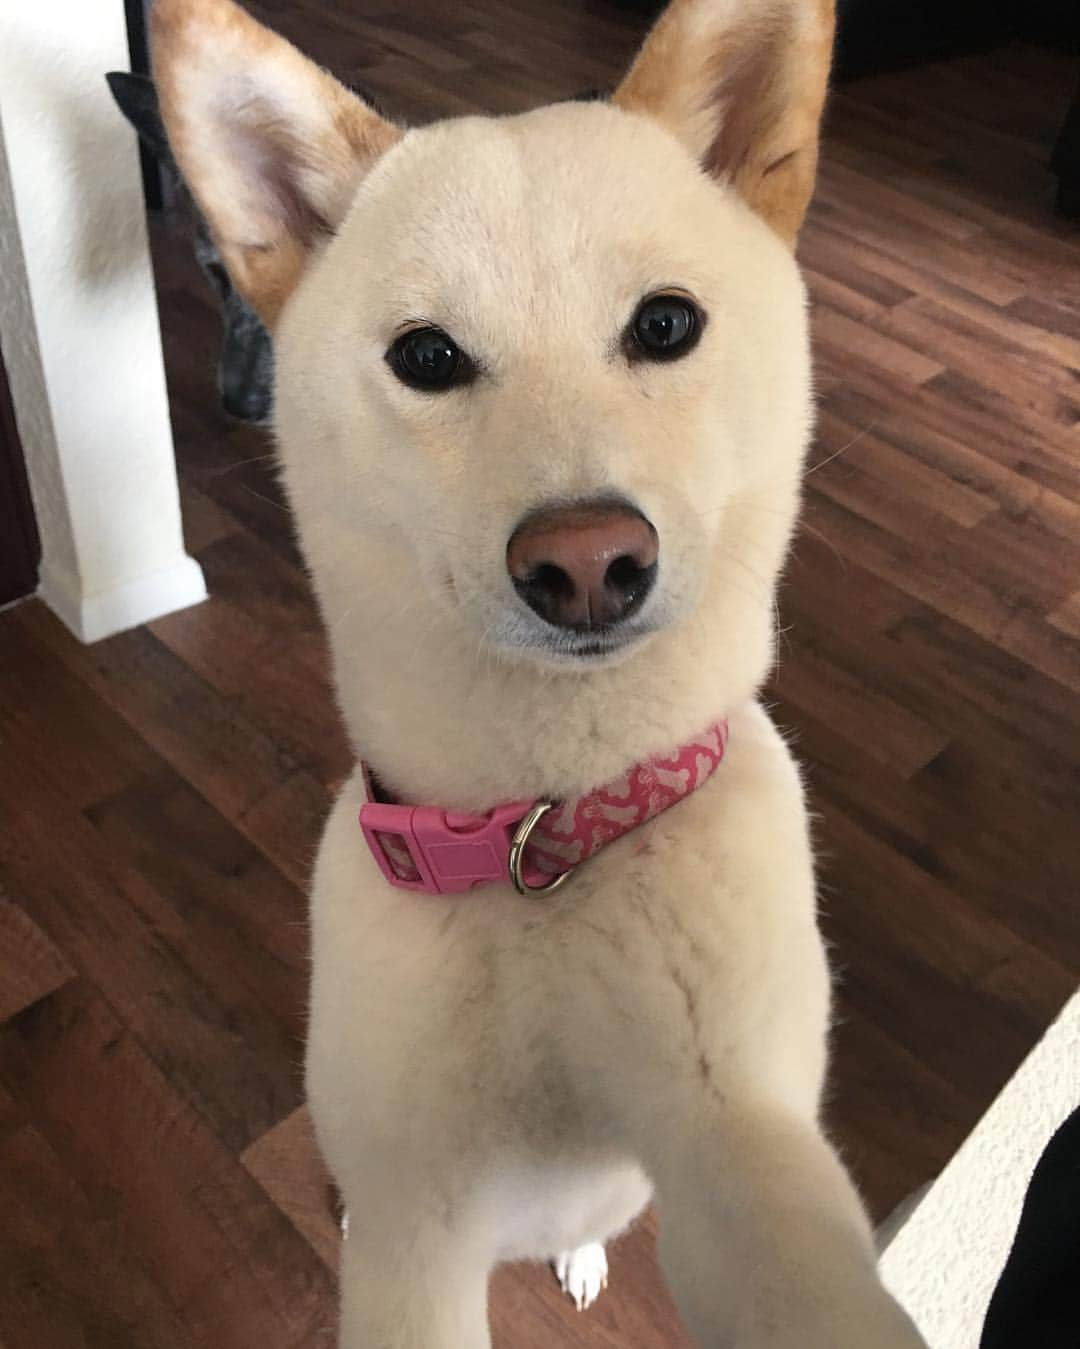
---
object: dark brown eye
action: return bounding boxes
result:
[388,327,473,391]
[628,294,702,361]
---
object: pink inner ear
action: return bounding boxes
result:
[225,104,330,248]
[703,18,788,181]
[762,148,799,178]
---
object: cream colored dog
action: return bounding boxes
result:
[151,1,930,1345]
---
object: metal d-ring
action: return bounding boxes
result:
[509,802,573,897]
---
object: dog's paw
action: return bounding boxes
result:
[553,1243,608,1311]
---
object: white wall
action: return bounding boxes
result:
[0,0,205,642]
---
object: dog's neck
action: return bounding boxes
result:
[314,525,784,814]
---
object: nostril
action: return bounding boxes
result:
[513,563,577,615]
[528,563,576,603]
[604,553,657,624]
[605,553,647,593]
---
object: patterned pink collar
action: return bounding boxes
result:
[359,720,728,897]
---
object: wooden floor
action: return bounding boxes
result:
[2,3,1079,1345]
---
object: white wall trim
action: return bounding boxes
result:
[0,0,205,643]
[39,555,207,646]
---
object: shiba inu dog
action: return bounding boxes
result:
[151,0,929,1344]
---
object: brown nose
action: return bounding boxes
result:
[506,501,659,631]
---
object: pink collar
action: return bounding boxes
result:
[359,720,728,897]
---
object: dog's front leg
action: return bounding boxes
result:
[337,1219,491,1349]
[646,1104,926,1349]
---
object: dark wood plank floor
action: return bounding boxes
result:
[2,3,1079,1344]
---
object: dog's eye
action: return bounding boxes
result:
[387,327,473,391]
[628,294,702,362]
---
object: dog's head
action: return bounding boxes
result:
[152,0,833,678]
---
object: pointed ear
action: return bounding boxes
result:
[106,72,175,166]
[614,0,835,247]
[151,0,401,325]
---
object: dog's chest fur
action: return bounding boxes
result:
[305,702,829,1211]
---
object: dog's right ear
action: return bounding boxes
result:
[151,0,401,325]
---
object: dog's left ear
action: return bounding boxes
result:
[614,0,835,246]
[151,0,401,325]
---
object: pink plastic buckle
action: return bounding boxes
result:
[359,800,538,894]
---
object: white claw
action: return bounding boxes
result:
[553,1242,608,1311]
[341,1210,350,1240]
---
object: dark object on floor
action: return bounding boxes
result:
[980,1106,1080,1349]
[1052,76,1080,218]
[618,0,1078,80]
[0,345,41,607]
[106,71,274,424]
[833,0,1077,80]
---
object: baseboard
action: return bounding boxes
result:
[39,553,207,643]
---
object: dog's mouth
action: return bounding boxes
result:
[497,615,658,667]
[559,628,649,661]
